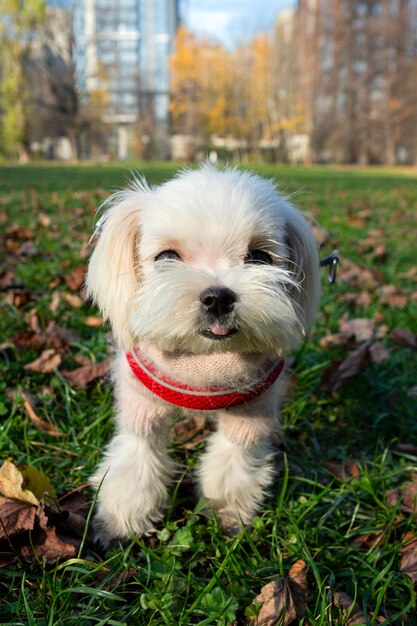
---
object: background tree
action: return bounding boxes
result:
[0,0,46,161]
[30,6,84,159]
[170,22,304,162]
[170,27,200,158]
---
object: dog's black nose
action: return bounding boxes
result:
[200,287,236,318]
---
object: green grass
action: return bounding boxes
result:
[1,162,417,625]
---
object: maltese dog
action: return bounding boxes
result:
[86,164,320,547]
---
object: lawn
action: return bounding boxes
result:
[0,162,416,625]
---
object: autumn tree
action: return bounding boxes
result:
[0,0,46,161]
[245,18,305,161]
[170,26,233,158]
[170,24,303,162]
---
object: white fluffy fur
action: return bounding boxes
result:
[86,164,320,546]
[90,432,176,546]
[197,429,275,530]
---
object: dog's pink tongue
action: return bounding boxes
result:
[210,325,232,336]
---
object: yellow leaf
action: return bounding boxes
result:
[0,460,39,505]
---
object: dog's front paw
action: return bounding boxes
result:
[92,500,158,549]
[91,432,175,548]
[198,430,275,532]
[91,486,162,548]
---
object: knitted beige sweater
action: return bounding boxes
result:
[114,342,285,446]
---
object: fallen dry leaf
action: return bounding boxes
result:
[82,316,103,327]
[4,288,32,309]
[252,560,307,625]
[356,290,372,307]
[19,390,63,437]
[174,416,210,450]
[357,209,372,220]
[386,474,417,514]
[11,331,44,350]
[4,224,34,242]
[13,321,78,353]
[319,317,386,350]
[378,284,408,308]
[63,265,85,292]
[333,591,367,625]
[0,476,89,567]
[319,332,354,350]
[325,460,360,481]
[74,354,93,367]
[337,258,382,289]
[368,243,387,260]
[339,318,377,343]
[400,532,417,583]
[368,228,385,239]
[0,267,15,289]
[18,241,39,257]
[43,321,78,348]
[338,290,373,308]
[24,349,62,373]
[24,309,42,333]
[369,342,390,364]
[56,491,90,538]
[320,341,372,393]
[49,291,61,313]
[351,531,386,550]
[0,497,37,539]
[37,212,51,227]
[347,215,368,228]
[0,460,39,506]
[64,293,84,308]
[18,506,78,564]
[336,290,372,308]
[49,277,60,289]
[62,358,111,388]
[390,328,417,350]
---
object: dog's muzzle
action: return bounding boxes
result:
[199,287,238,339]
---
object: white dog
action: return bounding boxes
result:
[86,164,320,547]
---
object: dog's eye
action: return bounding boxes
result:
[154,249,182,262]
[244,249,273,265]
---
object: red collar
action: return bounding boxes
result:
[126,347,285,410]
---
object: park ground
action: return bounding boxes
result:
[0,163,417,625]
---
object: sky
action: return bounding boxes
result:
[181,0,296,49]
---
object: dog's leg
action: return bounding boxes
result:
[197,412,276,534]
[91,430,175,547]
[91,355,175,547]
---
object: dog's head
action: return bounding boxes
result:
[86,165,320,355]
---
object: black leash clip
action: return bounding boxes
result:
[319,251,339,284]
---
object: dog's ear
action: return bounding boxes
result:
[86,189,144,349]
[284,206,321,332]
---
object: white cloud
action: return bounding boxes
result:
[183,0,295,48]
[186,7,233,45]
